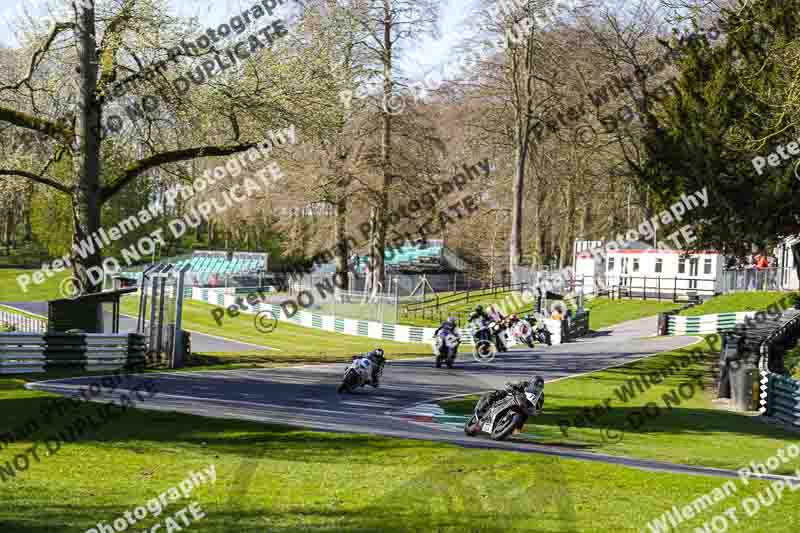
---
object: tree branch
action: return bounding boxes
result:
[0,106,73,143]
[98,1,137,92]
[0,169,72,194]
[100,141,263,202]
[0,22,75,93]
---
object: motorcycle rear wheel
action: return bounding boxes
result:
[491,412,525,441]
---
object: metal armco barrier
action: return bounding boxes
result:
[0,332,146,374]
[757,309,800,425]
[760,373,800,426]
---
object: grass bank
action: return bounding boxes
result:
[442,336,799,472]
[120,296,433,365]
[2,374,800,532]
[582,297,681,330]
[679,291,792,316]
[0,268,70,302]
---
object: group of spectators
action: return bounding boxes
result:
[726,253,777,270]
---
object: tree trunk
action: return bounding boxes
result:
[334,195,349,290]
[24,183,33,242]
[4,201,15,246]
[70,1,103,294]
[558,179,575,268]
[370,0,393,293]
[510,141,526,278]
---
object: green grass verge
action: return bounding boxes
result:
[0,268,70,302]
[2,374,800,532]
[679,291,792,316]
[400,290,536,328]
[120,296,432,365]
[442,336,799,471]
[582,297,680,330]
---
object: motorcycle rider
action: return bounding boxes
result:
[353,348,385,387]
[488,304,508,352]
[467,304,489,324]
[472,376,545,423]
[434,316,458,338]
[467,305,491,343]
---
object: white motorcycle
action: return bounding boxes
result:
[338,354,385,393]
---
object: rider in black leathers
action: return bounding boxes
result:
[473,377,544,420]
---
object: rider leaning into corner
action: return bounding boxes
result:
[353,348,385,387]
[472,376,545,423]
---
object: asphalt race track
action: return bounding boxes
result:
[26,316,798,481]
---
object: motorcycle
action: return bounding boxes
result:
[338,355,384,393]
[470,318,499,359]
[464,378,545,441]
[534,322,552,346]
[508,317,535,348]
[434,331,461,368]
[518,315,551,347]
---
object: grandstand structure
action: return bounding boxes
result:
[351,240,468,274]
[121,250,268,287]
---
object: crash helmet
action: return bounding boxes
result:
[475,304,483,313]
[510,314,518,321]
[369,348,385,360]
[446,316,456,325]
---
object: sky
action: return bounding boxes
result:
[0,0,475,80]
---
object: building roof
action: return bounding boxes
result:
[577,240,720,258]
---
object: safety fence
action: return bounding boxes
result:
[0,333,146,374]
[191,287,586,346]
[668,312,757,335]
[0,309,48,333]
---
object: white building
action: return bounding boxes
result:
[574,241,724,298]
[774,236,800,290]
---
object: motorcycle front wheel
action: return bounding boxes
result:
[337,370,358,394]
[491,411,525,441]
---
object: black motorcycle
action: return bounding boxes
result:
[535,323,552,346]
[434,331,461,368]
[464,378,545,441]
[522,315,551,346]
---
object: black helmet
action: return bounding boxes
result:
[475,304,483,313]
[370,348,385,360]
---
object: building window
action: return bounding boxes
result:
[632,258,640,272]
[704,258,712,274]
[655,258,663,273]
[678,258,686,274]
[607,257,615,272]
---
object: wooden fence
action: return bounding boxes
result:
[0,333,146,374]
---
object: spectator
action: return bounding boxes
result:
[488,304,505,323]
